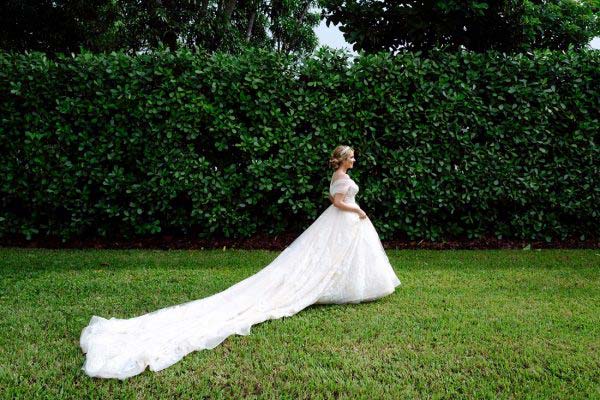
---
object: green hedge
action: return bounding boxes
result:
[0,47,598,242]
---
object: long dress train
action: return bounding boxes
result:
[80,175,401,379]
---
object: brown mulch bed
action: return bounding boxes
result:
[1,233,598,250]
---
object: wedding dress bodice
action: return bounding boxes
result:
[329,176,359,204]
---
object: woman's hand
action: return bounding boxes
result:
[357,209,367,219]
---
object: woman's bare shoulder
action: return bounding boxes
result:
[331,172,350,181]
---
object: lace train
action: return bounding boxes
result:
[81,192,401,379]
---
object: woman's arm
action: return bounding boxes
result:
[332,193,362,214]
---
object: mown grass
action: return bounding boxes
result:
[0,248,598,399]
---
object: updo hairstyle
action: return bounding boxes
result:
[329,145,354,170]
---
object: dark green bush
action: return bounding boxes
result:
[0,47,598,242]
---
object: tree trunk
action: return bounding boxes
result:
[297,1,311,23]
[200,0,209,17]
[246,11,256,41]
[222,0,237,23]
[283,0,312,53]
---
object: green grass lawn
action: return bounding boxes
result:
[0,248,598,399]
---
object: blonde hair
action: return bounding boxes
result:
[329,145,354,169]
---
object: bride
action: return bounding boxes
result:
[80,145,402,379]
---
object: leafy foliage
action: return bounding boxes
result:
[0,47,598,242]
[319,0,600,54]
[0,0,321,57]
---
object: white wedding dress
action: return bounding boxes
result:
[80,175,401,379]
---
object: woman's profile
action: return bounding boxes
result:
[80,144,402,379]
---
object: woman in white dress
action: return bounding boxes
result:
[80,145,401,380]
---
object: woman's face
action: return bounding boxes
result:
[343,151,355,169]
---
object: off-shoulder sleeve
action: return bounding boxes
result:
[330,179,351,196]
